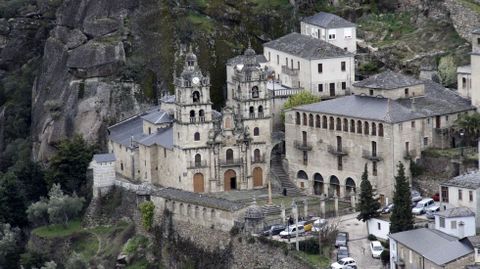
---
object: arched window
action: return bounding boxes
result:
[258,106,264,117]
[350,119,355,132]
[249,106,255,118]
[199,109,205,122]
[316,115,321,128]
[192,91,200,103]
[343,118,348,132]
[372,122,377,136]
[226,149,233,163]
[251,86,259,98]
[195,154,202,167]
[303,113,307,126]
[253,127,259,136]
[194,132,200,141]
[364,121,369,135]
[296,112,301,125]
[297,170,308,180]
[336,117,341,131]
[190,110,196,118]
[322,116,328,129]
[309,114,314,127]
[378,123,384,137]
[357,120,362,134]
[254,149,261,162]
[329,116,334,130]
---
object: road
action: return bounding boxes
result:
[337,213,383,269]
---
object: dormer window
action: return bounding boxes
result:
[192,91,200,103]
[251,86,259,98]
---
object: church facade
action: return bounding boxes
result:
[107,48,272,193]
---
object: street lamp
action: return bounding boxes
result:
[460,129,465,157]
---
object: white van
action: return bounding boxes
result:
[279,224,305,238]
[412,198,435,215]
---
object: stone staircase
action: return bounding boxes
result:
[270,156,302,197]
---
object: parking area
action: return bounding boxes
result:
[337,213,383,269]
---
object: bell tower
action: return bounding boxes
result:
[173,49,213,148]
[471,29,480,107]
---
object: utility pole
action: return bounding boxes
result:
[292,200,299,251]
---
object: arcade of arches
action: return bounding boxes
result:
[298,170,357,198]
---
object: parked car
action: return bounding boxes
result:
[381,203,394,214]
[261,224,285,236]
[311,218,328,232]
[411,190,422,202]
[337,246,349,261]
[370,241,384,258]
[425,205,441,219]
[412,198,435,215]
[335,232,349,247]
[331,257,357,269]
[279,224,305,238]
[432,192,440,201]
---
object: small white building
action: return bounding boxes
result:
[434,207,476,238]
[91,153,116,197]
[300,12,357,53]
[263,32,355,98]
[440,171,480,227]
[457,65,472,99]
[367,217,390,240]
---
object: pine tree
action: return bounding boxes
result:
[390,162,414,234]
[357,164,380,222]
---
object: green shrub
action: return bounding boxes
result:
[298,238,319,254]
[139,201,155,231]
[247,236,255,244]
[381,249,390,265]
[368,234,377,241]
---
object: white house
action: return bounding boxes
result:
[367,216,390,240]
[263,32,355,98]
[90,153,116,197]
[440,171,480,227]
[300,12,357,53]
[434,207,476,239]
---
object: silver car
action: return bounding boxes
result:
[335,232,349,247]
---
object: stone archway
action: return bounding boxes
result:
[313,173,324,195]
[345,177,356,197]
[253,167,263,187]
[193,173,204,193]
[224,169,237,191]
[330,175,340,197]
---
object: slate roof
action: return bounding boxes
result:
[109,115,144,147]
[141,109,173,124]
[263,32,353,60]
[441,171,480,189]
[436,207,475,218]
[294,80,474,123]
[227,54,267,66]
[353,70,423,90]
[389,228,473,266]
[154,187,247,212]
[93,153,116,163]
[136,127,174,149]
[302,12,356,29]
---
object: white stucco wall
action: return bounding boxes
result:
[434,215,476,238]
[367,218,390,240]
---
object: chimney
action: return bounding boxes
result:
[458,221,465,239]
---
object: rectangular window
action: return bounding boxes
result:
[411,121,415,128]
[277,55,279,64]
[478,37,480,45]
[318,63,323,73]
[441,186,449,202]
[328,33,336,40]
[463,77,467,89]
[337,156,343,171]
[459,189,463,201]
[405,142,409,152]
[423,137,428,146]
[377,222,381,230]
[342,82,346,90]
[297,61,300,70]
[369,90,374,96]
[446,115,449,122]
[470,191,473,202]
[164,148,167,158]
[268,51,271,61]
[451,220,457,229]
[405,88,409,96]
[303,151,308,165]
[439,217,445,228]
[318,84,323,92]
[341,61,346,71]
[399,123,403,131]
[285,57,288,66]
[372,161,377,176]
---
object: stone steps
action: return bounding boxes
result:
[270,157,303,196]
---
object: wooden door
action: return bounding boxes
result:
[193,173,204,193]
[224,170,236,191]
[253,167,263,187]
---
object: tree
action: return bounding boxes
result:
[0,223,21,268]
[0,172,27,226]
[438,55,456,87]
[139,201,155,231]
[281,91,320,122]
[44,135,95,198]
[65,252,87,269]
[454,112,480,146]
[357,164,380,222]
[46,184,85,226]
[26,198,49,227]
[390,162,414,234]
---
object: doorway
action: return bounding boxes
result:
[224,169,237,191]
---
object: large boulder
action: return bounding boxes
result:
[51,26,87,49]
[66,39,125,78]
[83,17,120,38]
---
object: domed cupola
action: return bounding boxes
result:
[176,46,209,88]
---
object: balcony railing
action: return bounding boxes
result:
[219,158,243,167]
[281,65,299,76]
[362,150,382,161]
[294,140,313,151]
[252,154,266,164]
[187,160,208,169]
[327,145,348,156]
